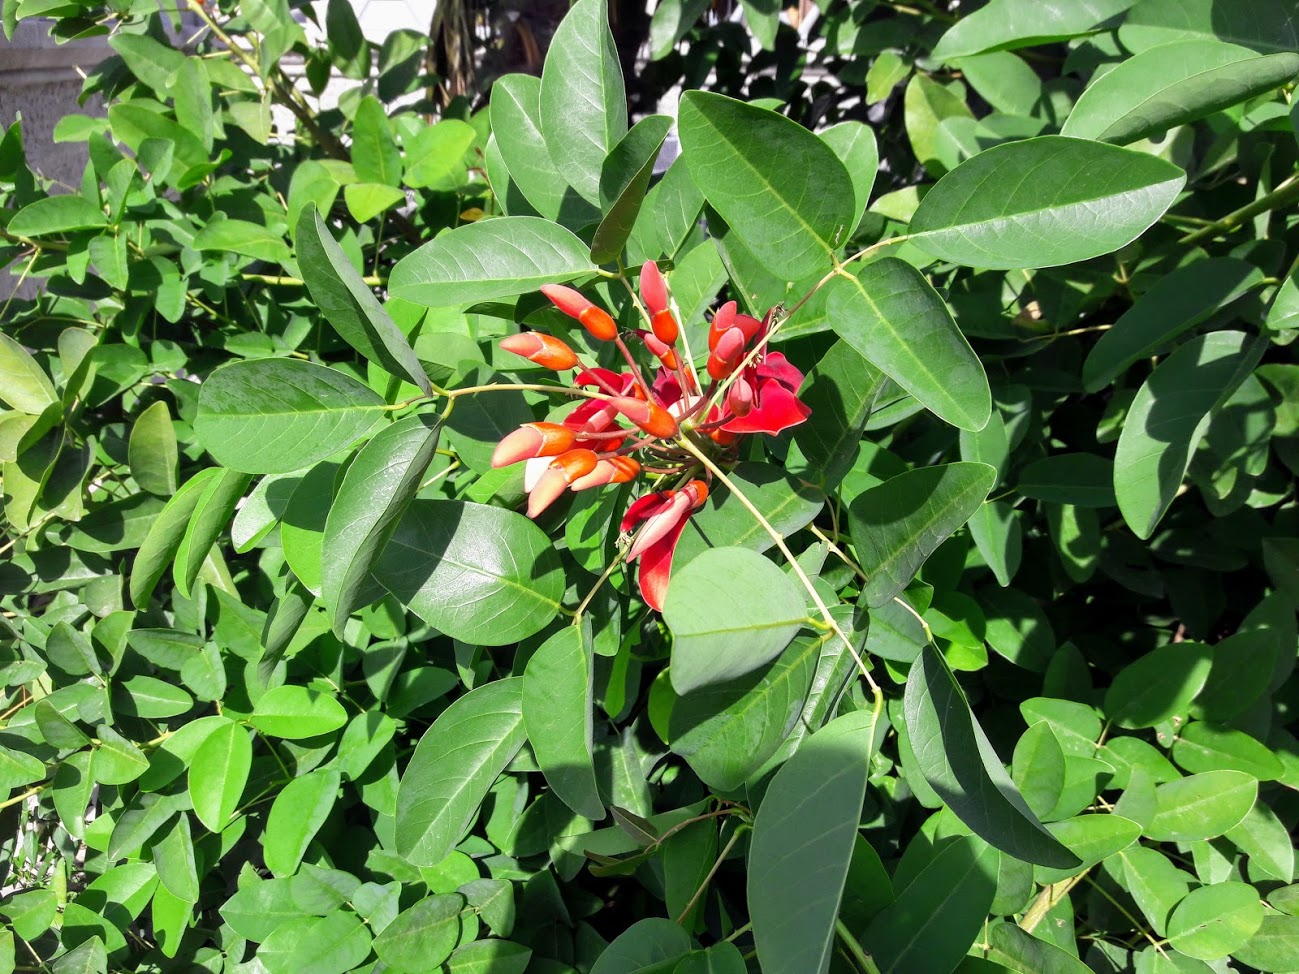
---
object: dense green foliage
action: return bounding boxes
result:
[2,1,1298,973]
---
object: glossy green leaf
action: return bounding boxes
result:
[1062,41,1299,145]
[590,918,692,974]
[195,359,386,475]
[352,95,401,186]
[674,462,824,564]
[173,467,251,599]
[663,547,806,695]
[1018,454,1116,508]
[910,137,1185,269]
[1115,331,1263,539]
[321,414,440,634]
[297,204,431,395]
[1082,258,1262,391]
[8,194,106,235]
[193,219,291,266]
[1171,722,1284,780]
[987,924,1092,974]
[444,940,532,974]
[0,333,58,415]
[373,500,564,646]
[1103,642,1214,729]
[188,719,251,832]
[791,340,885,491]
[1013,722,1067,820]
[748,711,878,974]
[258,912,372,974]
[264,768,340,877]
[591,114,672,264]
[539,0,626,205]
[374,894,465,973]
[1167,882,1263,961]
[679,90,855,280]
[1120,0,1299,54]
[395,678,526,866]
[1146,770,1258,842]
[1233,915,1299,972]
[865,835,999,974]
[1037,814,1141,883]
[669,633,819,791]
[389,217,597,306]
[821,120,879,235]
[849,462,997,607]
[250,685,347,739]
[127,400,178,496]
[827,258,990,431]
[932,0,1135,59]
[129,468,222,607]
[905,644,1080,867]
[523,625,603,820]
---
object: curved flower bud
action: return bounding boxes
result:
[726,376,755,417]
[570,455,641,492]
[526,448,599,518]
[499,332,579,370]
[540,284,618,341]
[722,378,811,435]
[708,300,737,352]
[640,261,669,315]
[639,330,679,371]
[707,326,747,381]
[608,396,678,438]
[621,479,709,611]
[492,422,577,468]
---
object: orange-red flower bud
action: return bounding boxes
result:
[642,331,679,371]
[726,376,754,417]
[525,448,600,518]
[539,284,618,341]
[708,326,747,381]
[579,306,618,341]
[491,423,577,468]
[608,397,678,438]
[499,332,580,370]
[684,479,709,507]
[570,455,640,491]
[650,309,678,345]
[708,301,737,352]
[640,261,669,315]
[609,456,640,483]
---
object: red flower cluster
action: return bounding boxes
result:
[491,262,810,609]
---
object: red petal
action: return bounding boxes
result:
[636,513,694,612]
[757,351,805,392]
[620,490,675,533]
[722,379,811,434]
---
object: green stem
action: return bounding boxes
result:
[835,920,883,974]
[241,273,385,287]
[1179,172,1299,245]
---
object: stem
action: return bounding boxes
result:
[835,920,884,974]
[675,436,881,699]
[446,382,611,402]
[1021,870,1089,933]
[1179,172,1299,245]
[0,785,45,811]
[241,273,385,287]
[675,828,745,925]
[573,553,624,623]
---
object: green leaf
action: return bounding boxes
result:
[297,204,431,395]
[325,0,369,78]
[130,468,220,607]
[538,0,627,205]
[1235,915,1299,972]
[1115,331,1263,539]
[373,894,465,973]
[195,359,386,474]
[748,710,877,974]
[1167,882,1263,961]
[523,626,603,820]
[1103,642,1214,729]
[1171,722,1284,780]
[1146,770,1259,842]
[956,52,1044,116]
[1018,453,1116,508]
[669,633,820,791]
[932,0,1136,59]
[674,462,824,564]
[1120,0,1299,55]
[343,183,406,223]
[444,940,532,974]
[0,333,58,415]
[373,500,564,646]
[590,918,691,974]
[904,644,1080,867]
[402,119,475,190]
[590,114,672,264]
[663,547,807,695]
[173,467,251,599]
[352,95,401,186]
[152,814,199,903]
[1037,814,1142,883]
[258,912,372,974]
[115,675,193,718]
[1062,41,1299,145]
[864,835,999,974]
[650,0,710,59]
[981,587,1055,671]
[986,924,1093,974]
[0,744,47,793]
[250,686,348,739]
[848,462,997,607]
[826,258,990,430]
[127,400,178,496]
[321,414,440,634]
[1012,722,1067,819]
[396,678,526,866]
[188,719,250,832]
[791,340,885,491]
[8,194,106,235]
[264,768,340,877]
[192,219,291,266]
[679,90,855,280]
[904,74,974,177]
[1082,258,1262,391]
[389,217,597,306]
[821,121,879,236]
[909,137,1185,269]
[92,725,150,786]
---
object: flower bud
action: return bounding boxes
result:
[707,326,747,381]
[726,376,754,417]
[525,448,599,518]
[540,284,618,341]
[640,261,669,315]
[499,332,580,370]
[708,300,737,352]
[608,397,678,438]
[640,331,679,371]
[491,423,577,467]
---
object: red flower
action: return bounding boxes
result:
[489,267,809,609]
[620,480,708,611]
